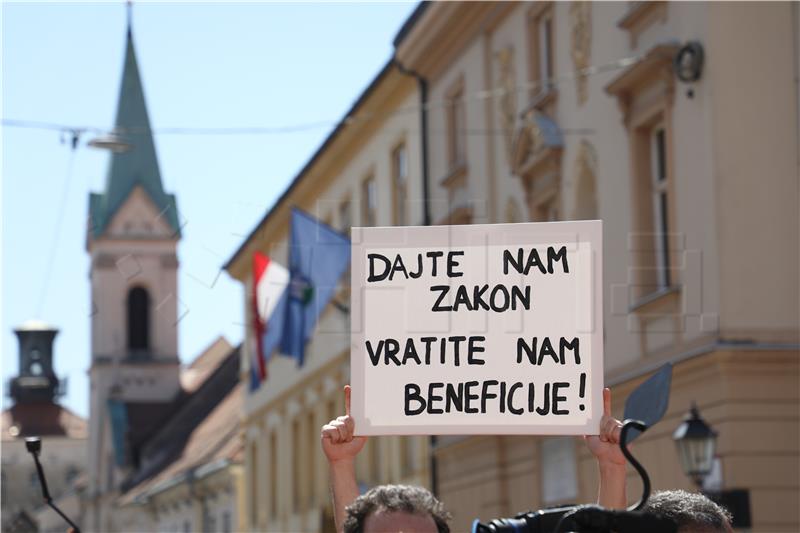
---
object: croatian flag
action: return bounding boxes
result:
[251,251,290,390]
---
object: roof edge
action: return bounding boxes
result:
[223,59,397,273]
[392,1,431,48]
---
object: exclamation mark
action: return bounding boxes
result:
[579,373,586,411]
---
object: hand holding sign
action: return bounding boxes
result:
[584,388,625,467]
[321,385,367,464]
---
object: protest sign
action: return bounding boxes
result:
[350,220,603,435]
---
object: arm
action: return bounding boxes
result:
[321,385,367,533]
[584,388,627,509]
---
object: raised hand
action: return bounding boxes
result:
[584,387,626,467]
[321,385,367,464]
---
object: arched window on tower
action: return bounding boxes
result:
[127,286,150,352]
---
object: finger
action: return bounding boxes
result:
[602,416,615,441]
[321,425,340,443]
[605,418,621,443]
[340,418,354,441]
[332,420,350,442]
[603,388,611,417]
[610,421,622,443]
[344,385,352,417]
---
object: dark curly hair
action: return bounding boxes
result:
[342,484,451,533]
[643,490,733,533]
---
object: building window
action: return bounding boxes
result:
[327,397,338,426]
[306,410,316,508]
[292,418,301,512]
[203,507,216,533]
[127,286,149,351]
[392,143,408,226]
[65,465,80,485]
[605,43,679,305]
[362,175,377,226]
[369,438,382,484]
[540,437,578,504]
[528,3,557,104]
[446,84,466,170]
[249,441,259,526]
[339,198,352,235]
[651,125,670,289]
[221,511,231,533]
[269,431,278,520]
[400,437,415,476]
[539,14,554,90]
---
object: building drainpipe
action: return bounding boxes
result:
[394,59,432,227]
[394,57,437,496]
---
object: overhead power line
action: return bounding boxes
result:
[2,54,644,138]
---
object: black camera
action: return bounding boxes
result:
[472,505,676,533]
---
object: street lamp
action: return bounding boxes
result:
[673,403,718,488]
[87,129,133,153]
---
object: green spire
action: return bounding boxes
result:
[89,24,180,239]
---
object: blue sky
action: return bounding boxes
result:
[2,1,419,417]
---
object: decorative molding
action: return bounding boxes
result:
[569,1,592,106]
[504,199,523,224]
[511,110,563,178]
[439,162,468,190]
[527,0,553,21]
[605,44,679,126]
[572,140,598,220]
[617,2,668,49]
[495,46,517,164]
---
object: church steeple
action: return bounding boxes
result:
[88,18,180,239]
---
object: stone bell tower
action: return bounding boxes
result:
[84,14,183,531]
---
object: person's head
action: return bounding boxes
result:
[643,490,733,533]
[343,484,451,533]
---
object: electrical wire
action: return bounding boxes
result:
[2,54,643,139]
[35,133,80,318]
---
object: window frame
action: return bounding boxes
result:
[392,142,408,226]
[445,80,467,171]
[650,124,671,289]
[339,196,352,236]
[361,174,377,227]
[527,2,557,105]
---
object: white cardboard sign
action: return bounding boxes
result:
[350,221,603,435]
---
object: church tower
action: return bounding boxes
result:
[85,16,182,530]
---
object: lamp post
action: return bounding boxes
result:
[87,129,133,153]
[673,403,718,489]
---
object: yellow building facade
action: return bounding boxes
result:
[227,2,799,531]
[225,65,431,532]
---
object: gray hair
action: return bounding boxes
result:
[343,484,451,533]
[643,490,733,533]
